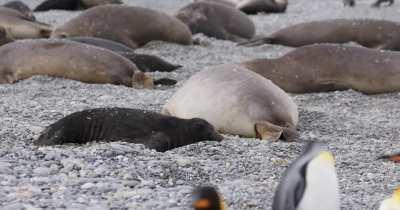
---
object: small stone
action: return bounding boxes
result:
[81,183,95,189]
[33,167,52,176]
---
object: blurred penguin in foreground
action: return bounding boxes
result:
[192,186,227,210]
[272,142,340,210]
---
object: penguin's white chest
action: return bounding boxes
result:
[297,157,340,210]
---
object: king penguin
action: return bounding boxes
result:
[272,142,340,210]
[192,186,227,210]
[379,188,400,210]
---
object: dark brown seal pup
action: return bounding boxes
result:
[240,19,400,51]
[34,108,223,152]
[34,0,122,12]
[0,39,153,88]
[0,7,51,39]
[67,37,182,72]
[2,1,35,20]
[175,2,255,42]
[51,5,193,49]
[241,44,400,94]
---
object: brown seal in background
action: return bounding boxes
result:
[240,19,400,51]
[176,2,255,42]
[52,5,193,49]
[242,44,400,94]
[0,39,153,88]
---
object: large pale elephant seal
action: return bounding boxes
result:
[0,7,51,39]
[0,39,153,88]
[67,37,182,72]
[195,0,288,14]
[34,0,122,12]
[175,2,255,42]
[2,1,35,20]
[162,65,298,141]
[240,19,400,50]
[241,44,400,94]
[51,5,193,49]
[34,108,223,152]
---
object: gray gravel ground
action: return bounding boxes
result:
[0,0,399,209]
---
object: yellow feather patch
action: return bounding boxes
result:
[392,187,400,203]
[318,151,335,163]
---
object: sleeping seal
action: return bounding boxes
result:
[372,0,394,7]
[34,108,223,152]
[34,0,122,12]
[195,0,288,14]
[343,0,355,6]
[67,37,182,72]
[240,19,400,51]
[344,0,394,7]
[241,44,400,94]
[0,7,51,39]
[162,65,298,141]
[175,2,255,42]
[51,5,193,48]
[0,39,153,88]
[2,1,35,20]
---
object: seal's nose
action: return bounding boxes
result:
[213,132,224,142]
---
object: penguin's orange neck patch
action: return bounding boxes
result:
[389,155,400,162]
[194,199,211,209]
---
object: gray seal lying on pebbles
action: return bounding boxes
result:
[34,0,122,12]
[2,1,35,20]
[195,0,288,14]
[0,7,51,39]
[67,37,182,72]
[34,108,223,152]
[51,5,193,49]
[241,44,400,94]
[0,39,154,88]
[162,64,298,141]
[343,0,394,7]
[240,19,400,50]
[175,2,255,42]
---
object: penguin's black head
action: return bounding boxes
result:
[192,186,226,210]
[186,118,223,143]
